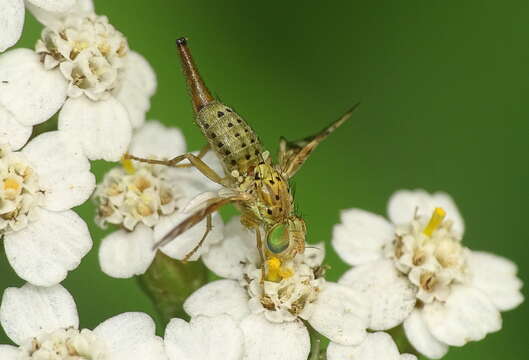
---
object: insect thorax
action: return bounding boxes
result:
[197,102,265,174]
[237,162,293,228]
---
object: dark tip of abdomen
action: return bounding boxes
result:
[176,37,187,46]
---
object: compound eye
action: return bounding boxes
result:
[266,223,290,254]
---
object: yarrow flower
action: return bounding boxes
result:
[0,283,167,360]
[0,0,156,161]
[0,131,94,286]
[179,216,369,360]
[332,189,524,359]
[0,0,95,52]
[95,121,224,278]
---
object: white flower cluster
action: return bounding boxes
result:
[333,190,524,358]
[0,284,165,360]
[0,2,524,360]
[36,13,128,100]
[0,0,155,161]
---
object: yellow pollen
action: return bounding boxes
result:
[121,156,136,174]
[74,41,89,51]
[265,257,293,282]
[3,178,21,192]
[423,207,446,237]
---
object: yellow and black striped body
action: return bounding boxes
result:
[197,101,265,174]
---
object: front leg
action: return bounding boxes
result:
[182,213,212,262]
[256,228,266,285]
[173,144,210,168]
[125,149,223,185]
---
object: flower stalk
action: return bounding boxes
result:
[137,251,208,325]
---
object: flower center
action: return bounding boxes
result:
[18,327,107,360]
[35,13,129,101]
[244,255,324,322]
[94,160,182,231]
[265,257,293,282]
[0,145,43,235]
[386,207,468,303]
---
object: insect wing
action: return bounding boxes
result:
[279,102,360,178]
[153,194,247,250]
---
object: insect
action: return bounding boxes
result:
[126,37,358,271]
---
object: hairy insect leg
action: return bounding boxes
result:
[255,228,266,285]
[126,151,223,185]
[182,213,212,263]
[173,144,210,168]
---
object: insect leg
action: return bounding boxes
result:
[182,213,212,262]
[255,228,266,285]
[173,144,211,168]
[152,194,248,250]
[126,151,223,185]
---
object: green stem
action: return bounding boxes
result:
[137,251,208,326]
[386,325,421,357]
[306,321,326,360]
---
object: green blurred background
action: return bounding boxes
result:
[1,1,527,358]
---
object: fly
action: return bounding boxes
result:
[126,37,359,271]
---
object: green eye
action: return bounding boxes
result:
[266,224,289,254]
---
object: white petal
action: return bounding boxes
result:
[240,314,310,360]
[93,312,165,360]
[0,345,18,359]
[99,225,156,278]
[114,337,167,360]
[0,49,67,126]
[387,190,465,237]
[26,0,75,12]
[184,279,250,321]
[26,0,94,27]
[0,105,31,150]
[308,282,368,346]
[339,259,416,330]
[0,0,24,52]
[403,309,448,359]
[73,0,93,12]
[4,209,92,286]
[156,211,223,261]
[165,315,243,360]
[422,285,501,346]
[113,52,156,129]
[468,251,524,311]
[129,121,186,159]
[202,216,260,279]
[332,209,392,266]
[327,332,402,360]
[114,81,150,129]
[304,242,325,267]
[58,96,132,161]
[124,51,157,97]
[0,283,78,345]
[400,355,417,360]
[22,131,95,211]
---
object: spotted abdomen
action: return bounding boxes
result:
[197,102,265,174]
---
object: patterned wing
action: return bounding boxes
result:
[278,102,360,178]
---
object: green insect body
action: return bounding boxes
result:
[196,102,264,174]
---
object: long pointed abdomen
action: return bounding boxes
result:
[176,38,265,174]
